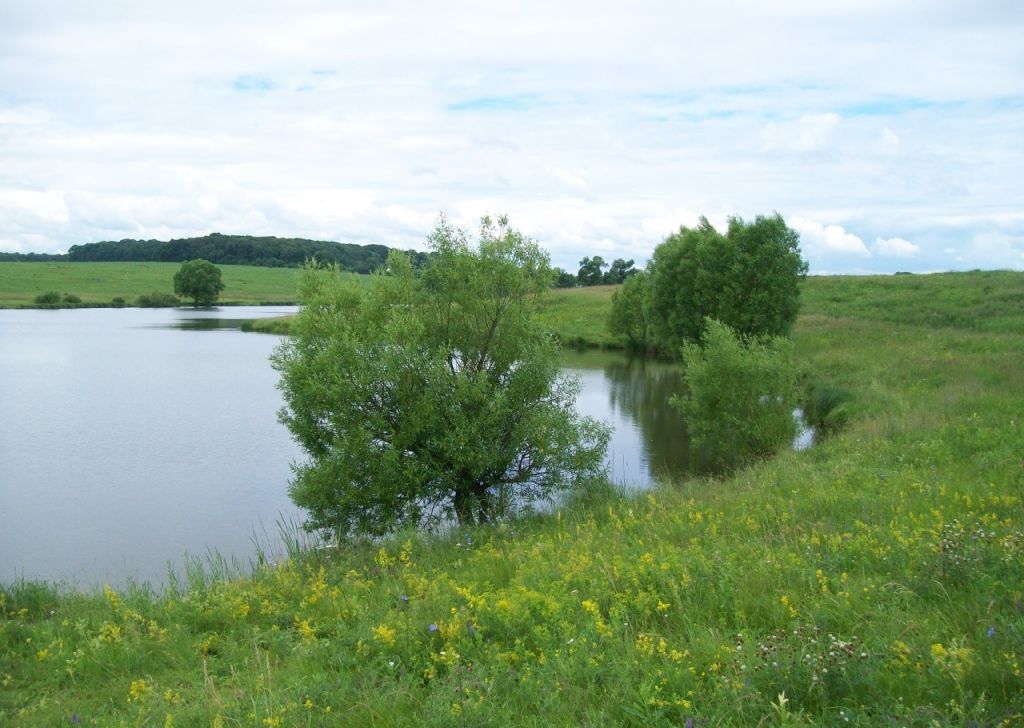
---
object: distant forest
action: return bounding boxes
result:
[0,233,430,273]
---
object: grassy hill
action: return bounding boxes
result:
[2,270,1023,726]
[0,262,304,307]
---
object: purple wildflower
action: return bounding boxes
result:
[429,623,438,632]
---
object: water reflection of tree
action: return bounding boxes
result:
[604,357,691,481]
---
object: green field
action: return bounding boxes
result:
[0,262,304,307]
[3,271,1024,725]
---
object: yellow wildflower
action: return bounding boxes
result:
[374,547,396,569]
[372,624,397,647]
[295,618,317,642]
[98,622,121,643]
[103,584,122,611]
[128,678,150,703]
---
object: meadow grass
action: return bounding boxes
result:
[0,262,304,307]
[536,285,620,348]
[2,271,1023,726]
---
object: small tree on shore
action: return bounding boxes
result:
[608,272,651,349]
[272,216,610,537]
[671,319,800,474]
[173,259,224,306]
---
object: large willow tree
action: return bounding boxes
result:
[272,216,609,537]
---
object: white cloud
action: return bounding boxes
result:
[639,208,704,239]
[0,1,1021,272]
[964,231,1024,269]
[873,236,919,257]
[876,128,900,154]
[788,216,871,257]
[761,113,841,153]
[0,190,69,226]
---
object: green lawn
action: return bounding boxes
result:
[3,270,1023,726]
[0,262,304,307]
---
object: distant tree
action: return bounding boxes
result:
[577,256,607,286]
[173,259,225,306]
[608,272,651,349]
[553,267,578,288]
[272,216,610,537]
[649,214,807,351]
[603,258,637,285]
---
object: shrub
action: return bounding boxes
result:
[111,296,127,307]
[136,292,180,307]
[671,319,800,474]
[61,293,81,304]
[802,383,853,435]
[34,291,61,305]
[608,272,652,351]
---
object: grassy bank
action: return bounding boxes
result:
[3,271,1023,726]
[0,262,304,307]
[243,282,623,338]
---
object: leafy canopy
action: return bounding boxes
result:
[648,214,807,351]
[173,258,225,306]
[272,216,609,537]
[671,319,801,474]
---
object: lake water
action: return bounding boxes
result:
[0,307,686,589]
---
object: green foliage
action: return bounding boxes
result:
[604,257,637,284]
[33,291,61,305]
[672,319,800,473]
[135,291,180,307]
[608,272,651,350]
[577,255,607,285]
[273,216,610,537]
[110,296,126,307]
[173,258,225,306]
[649,214,808,350]
[30,290,81,307]
[802,383,853,436]
[58,232,430,272]
[553,267,577,288]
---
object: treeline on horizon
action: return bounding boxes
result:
[0,233,431,273]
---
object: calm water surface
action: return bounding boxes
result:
[0,308,686,588]
[0,307,302,589]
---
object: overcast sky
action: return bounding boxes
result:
[1,1,1022,273]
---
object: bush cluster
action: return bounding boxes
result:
[135,292,180,307]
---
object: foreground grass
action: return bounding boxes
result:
[0,262,304,307]
[3,272,1023,726]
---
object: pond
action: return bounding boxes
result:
[0,308,694,589]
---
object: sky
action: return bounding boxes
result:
[1,1,1022,274]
